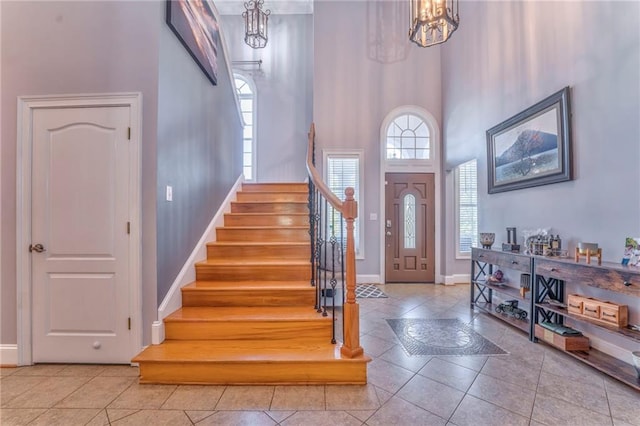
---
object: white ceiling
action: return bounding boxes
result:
[214,0,314,16]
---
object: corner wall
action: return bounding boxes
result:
[441,1,640,354]
[0,0,162,345]
[442,0,640,277]
[155,15,243,305]
[313,0,444,277]
[219,14,313,183]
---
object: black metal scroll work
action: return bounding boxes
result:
[534,275,565,326]
[307,136,344,344]
[470,258,493,305]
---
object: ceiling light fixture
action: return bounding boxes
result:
[243,0,271,49]
[409,0,459,47]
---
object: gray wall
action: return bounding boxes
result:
[441,1,640,350]
[220,14,313,183]
[442,0,640,276]
[155,21,243,304]
[1,0,161,345]
[313,0,443,276]
[0,0,243,346]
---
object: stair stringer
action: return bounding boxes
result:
[151,175,244,345]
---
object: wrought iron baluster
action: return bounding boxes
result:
[315,189,323,313]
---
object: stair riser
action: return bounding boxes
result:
[137,361,367,385]
[196,265,311,281]
[207,244,310,259]
[216,228,310,242]
[236,192,309,202]
[224,214,309,227]
[165,320,332,341]
[231,202,308,214]
[241,183,308,193]
[181,288,316,307]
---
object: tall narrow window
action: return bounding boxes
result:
[456,159,478,257]
[324,152,363,258]
[234,74,256,180]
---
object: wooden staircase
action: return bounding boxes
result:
[133,182,369,385]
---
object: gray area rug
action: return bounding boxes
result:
[356,284,388,298]
[386,318,508,356]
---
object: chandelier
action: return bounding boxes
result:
[408,0,459,48]
[243,0,271,49]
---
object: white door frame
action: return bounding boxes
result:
[16,93,143,365]
[379,106,443,284]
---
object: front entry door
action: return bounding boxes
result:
[31,105,133,363]
[385,173,435,283]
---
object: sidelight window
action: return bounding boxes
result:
[455,159,478,257]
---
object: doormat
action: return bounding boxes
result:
[356,284,388,298]
[386,318,508,356]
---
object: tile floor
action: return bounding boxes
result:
[1,284,639,425]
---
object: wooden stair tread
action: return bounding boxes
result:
[233,200,308,204]
[207,241,310,247]
[217,226,309,231]
[241,183,308,192]
[225,212,309,216]
[184,281,313,290]
[196,259,311,266]
[166,306,329,321]
[133,340,367,363]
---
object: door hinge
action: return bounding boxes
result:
[127,222,130,234]
[127,127,131,140]
[128,317,131,330]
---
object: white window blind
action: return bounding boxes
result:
[456,159,478,256]
[326,155,360,254]
[234,75,255,180]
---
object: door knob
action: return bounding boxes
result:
[29,244,46,253]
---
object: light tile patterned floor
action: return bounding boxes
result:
[1,284,639,425]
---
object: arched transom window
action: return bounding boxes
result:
[386,114,430,160]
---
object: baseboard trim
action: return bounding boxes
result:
[0,344,18,367]
[444,274,470,286]
[152,175,244,345]
[356,274,381,284]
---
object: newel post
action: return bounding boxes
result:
[340,187,364,358]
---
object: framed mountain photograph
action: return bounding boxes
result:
[487,87,572,194]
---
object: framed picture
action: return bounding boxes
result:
[487,87,572,193]
[166,0,219,85]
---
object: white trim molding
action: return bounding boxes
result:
[443,274,471,286]
[379,105,443,284]
[16,92,143,366]
[356,274,381,284]
[0,345,18,367]
[152,174,244,344]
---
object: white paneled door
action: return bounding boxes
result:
[31,106,133,363]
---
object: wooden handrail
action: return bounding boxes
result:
[306,123,364,359]
[306,123,344,212]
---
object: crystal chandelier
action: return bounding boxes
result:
[409,0,459,48]
[243,0,271,49]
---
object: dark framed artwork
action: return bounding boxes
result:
[487,87,572,194]
[166,0,219,85]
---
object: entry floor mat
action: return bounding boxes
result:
[386,318,508,356]
[356,284,388,298]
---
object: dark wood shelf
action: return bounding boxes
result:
[473,280,526,301]
[536,340,640,391]
[473,301,530,334]
[536,303,640,343]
